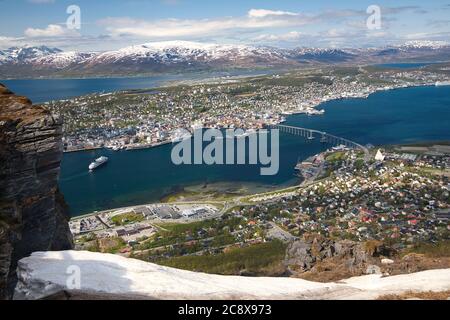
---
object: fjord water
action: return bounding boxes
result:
[2,77,178,103]
[60,85,450,216]
[1,70,269,103]
[374,62,437,69]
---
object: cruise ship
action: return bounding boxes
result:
[435,81,450,86]
[171,128,192,143]
[89,156,109,171]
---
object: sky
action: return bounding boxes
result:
[0,0,450,51]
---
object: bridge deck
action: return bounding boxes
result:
[270,124,370,161]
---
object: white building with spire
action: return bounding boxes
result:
[375,149,385,162]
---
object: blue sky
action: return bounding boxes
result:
[0,0,449,50]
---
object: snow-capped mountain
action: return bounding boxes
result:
[400,40,449,50]
[0,46,62,64]
[33,51,97,68]
[90,41,277,62]
[83,41,287,67]
[290,48,357,62]
[0,40,449,78]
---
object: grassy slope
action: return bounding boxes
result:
[156,240,288,276]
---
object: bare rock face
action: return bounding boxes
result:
[284,238,395,274]
[0,84,73,299]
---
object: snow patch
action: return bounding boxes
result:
[13,250,450,300]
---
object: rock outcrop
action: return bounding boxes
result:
[0,84,73,299]
[284,238,395,279]
[13,251,450,300]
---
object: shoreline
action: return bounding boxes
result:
[62,82,442,155]
[64,140,172,154]
[68,138,450,221]
[0,67,276,82]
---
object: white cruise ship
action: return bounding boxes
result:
[435,81,450,86]
[89,156,109,171]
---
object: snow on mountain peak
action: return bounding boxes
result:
[1,40,448,77]
[89,41,282,64]
[0,45,62,64]
[401,40,449,49]
[34,51,97,68]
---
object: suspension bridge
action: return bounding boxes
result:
[269,124,370,161]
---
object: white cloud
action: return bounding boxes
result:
[0,5,440,50]
[91,6,441,48]
[247,9,299,18]
[98,9,315,40]
[0,36,25,49]
[401,32,450,42]
[366,31,389,38]
[24,24,78,38]
[254,31,302,42]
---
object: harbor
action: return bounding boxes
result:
[60,85,450,216]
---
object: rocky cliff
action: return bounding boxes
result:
[0,84,73,299]
[284,237,396,281]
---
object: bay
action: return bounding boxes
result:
[59,85,450,216]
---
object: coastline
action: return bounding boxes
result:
[62,81,442,155]
[0,67,276,81]
[67,137,450,221]
[64,140,172,154]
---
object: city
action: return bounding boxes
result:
[1,0,450,303]
[44,64,450,153]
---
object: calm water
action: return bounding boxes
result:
[1,70,269,103]
[59,85,450,216]
[374,62,436,69]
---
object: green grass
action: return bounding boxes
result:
[354,159,365,170]
[156,240,288,276]
[211,233,237,247]
[326,151,346,162]
[402,241,450,258]
[111,212,144,226]
[138,217,244,250]
[101,237,127,254]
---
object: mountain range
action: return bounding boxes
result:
[0,40,449,79]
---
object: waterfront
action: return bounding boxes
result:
[59,85,450,216]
